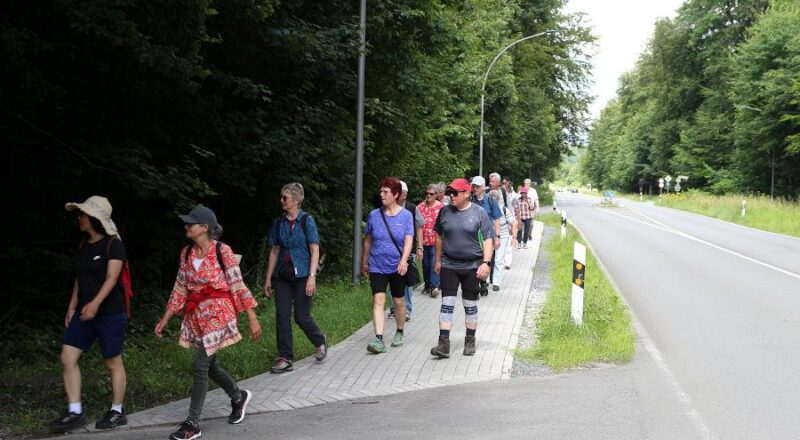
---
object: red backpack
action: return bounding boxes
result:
[79,236,134,319]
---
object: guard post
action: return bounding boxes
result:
[560,210,567,239]
[571,242,587,325]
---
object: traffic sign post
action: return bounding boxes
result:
[571,242,586,325]
[658,178,664,196]
[560,210,567,239]
[741,199,747,217]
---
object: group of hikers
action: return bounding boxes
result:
[53,175,539,440]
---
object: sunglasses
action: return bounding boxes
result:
[447,189,468,197]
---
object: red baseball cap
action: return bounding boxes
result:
[448,178,472,192]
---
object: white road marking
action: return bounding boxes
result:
[598,206,800,282]
[569,221,718,440]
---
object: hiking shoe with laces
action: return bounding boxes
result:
[430,288,440,298]
[391,332,404,347]
[170,420,201,440]
[95,408,127,430]
[51,411,87,433]
[314,336,328,361]
[270,357,294,373]
[405,314,411,322]
[422,287,431,296]
[229,389,252,424]
[430,336,450,358]
[463,335,476,356]
[492,285,500,292]
[367,338,386,353]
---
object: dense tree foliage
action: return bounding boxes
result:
[580,0,799,198]
[0,1,592,338]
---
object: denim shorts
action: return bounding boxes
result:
[63,312,127,359]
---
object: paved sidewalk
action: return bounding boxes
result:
[123,221,544,430]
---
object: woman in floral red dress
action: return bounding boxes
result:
[155,204,262,440]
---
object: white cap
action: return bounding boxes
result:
[471,176,486,187]
[400,180,408,193]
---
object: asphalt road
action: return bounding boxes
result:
[49,195,800,440]
[555,192,800,440]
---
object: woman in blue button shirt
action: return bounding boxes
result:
[264,183,327,373]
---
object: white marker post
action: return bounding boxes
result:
[571,242,586,325]
[741,199,747,217]
[553,200,558,212]
[560,210,567,238]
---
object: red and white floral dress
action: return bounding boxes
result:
[167,240,257,356]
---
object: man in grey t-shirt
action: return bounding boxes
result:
[431,178,494,359]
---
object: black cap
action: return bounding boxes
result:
[178,204,218,228]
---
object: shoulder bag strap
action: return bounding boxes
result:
[379,209,404,258]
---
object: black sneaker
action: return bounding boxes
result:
[229,389,252,424]
[170,420,202,440]
[51,411,88,433]
[95,408,127,429]
[492,285,500,292]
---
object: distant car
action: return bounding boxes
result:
[556,187,564,192]
[569,188,578,193]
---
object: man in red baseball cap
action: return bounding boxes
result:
[430,178,494,358]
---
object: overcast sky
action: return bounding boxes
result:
[564,0,686,120]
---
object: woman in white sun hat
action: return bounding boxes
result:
[52,196,129,433]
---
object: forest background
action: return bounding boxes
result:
[578,0,800,198]
[0,0,594,355]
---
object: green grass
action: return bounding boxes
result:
[515,213,635,371]
[0,278,372,438]
[654,191,800,238]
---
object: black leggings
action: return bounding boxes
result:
[439,267,481,301]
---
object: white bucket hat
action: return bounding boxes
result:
[65,195,118,236]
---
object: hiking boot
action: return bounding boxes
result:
[430,288,440,298]
[430,336,450,358]
[463,335,476,356]
[51,411,87,433]
[170,420,202,440]
[367,338,386,353]
[391,332,404,347]
[229,389,252,424]
[422,287,431,296]
[388,310,395,319]
[314,336,328,361]
[405,314,411,322]
[95,408,127,430]
[492,285,500,292]
[270,357,294,374]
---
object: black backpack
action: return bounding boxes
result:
[183,241,227,273]
[272,213,326,274]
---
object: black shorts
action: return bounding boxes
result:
[439,267,481,301]
[369,272,406,298]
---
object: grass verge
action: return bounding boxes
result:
[654,191,800,238]
[515,213,635,371]
[0,278,372,438]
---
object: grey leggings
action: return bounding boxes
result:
[188,342,242,423]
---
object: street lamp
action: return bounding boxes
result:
[734,104,775,199]
[479,30,555,176]
[353,0,367,283]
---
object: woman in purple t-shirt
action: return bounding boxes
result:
[361,177,413,354]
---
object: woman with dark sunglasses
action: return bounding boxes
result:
[264,183,328,373]
[418,184,443,297]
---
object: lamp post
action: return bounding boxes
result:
[479,29,555,176]
[353,0,367,283]
[734,104,774,199]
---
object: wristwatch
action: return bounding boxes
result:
[482,260,492,266]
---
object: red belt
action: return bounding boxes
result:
[185,285,232,316]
